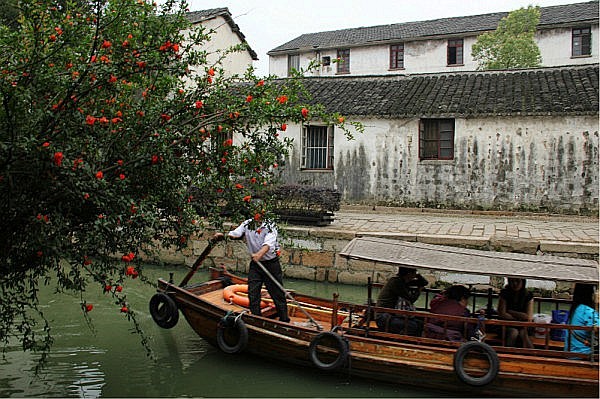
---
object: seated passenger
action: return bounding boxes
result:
[565,283,599,356]
[424,285,472,341]
[497,278,533,348]
[375,267,428,336]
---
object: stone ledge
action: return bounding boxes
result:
[418,234,490,249]
[540,241,599,255]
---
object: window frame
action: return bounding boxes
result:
[336,49,350,74]
[419,119,455,161]
[572,26,591,57]
[301,124,335,170]
[389,43,405,70]
[447,39,464,66]
[287,54,300,76]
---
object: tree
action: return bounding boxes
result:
[0,0,358,360]
[471,6,542,70]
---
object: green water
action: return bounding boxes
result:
[0,264,444,398]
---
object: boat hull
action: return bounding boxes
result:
[157,278,599,398]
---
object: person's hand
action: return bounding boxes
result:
[251,252,262,263]
[212,232,224,242]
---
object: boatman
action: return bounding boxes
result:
[214,219,290,323]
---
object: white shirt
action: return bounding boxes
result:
[228,219,279,261]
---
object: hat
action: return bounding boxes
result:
[408,273,428,287]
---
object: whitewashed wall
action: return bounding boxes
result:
[191,16,254,77]
[279,116,599,214]
[269,26,599,77]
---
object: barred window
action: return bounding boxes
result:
[302,125,334,169]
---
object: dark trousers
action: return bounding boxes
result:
[248,258,289,322]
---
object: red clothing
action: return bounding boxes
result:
[429,294,469,331]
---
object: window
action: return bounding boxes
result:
[336,49,350,74]
[390,44,404,69]
[447,39,463,66]
[572,27,591,57]
[419,119,454,160]
[287,54,299,76]
[302,125,334,169]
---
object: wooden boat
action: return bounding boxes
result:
[150,236,599,397]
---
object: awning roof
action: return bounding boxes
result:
[339,237,599,283]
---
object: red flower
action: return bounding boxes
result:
[257,80,264,87]
[119,173,125,180]
[301,107,309,118]
[281,124,287,131]
[276,95,288,104]
[250,177,257,184]
[151,155,159,164]
[83,257,92,265]
[120,306,129,313]
[254,213,261,221]
[171,43,179,52]
[161,114,171,122]
[243,195,251,202]
[49,34,57,42]
[54,27,63,35]
[36,250,43,257]
[195,100,203,109]
[245,95,253,103]
[130,204,137,214]
[117,159,124,166]
[85,304,93,312]
[83,193,90,200]
[109,75,117,83]
[125,266,138,279]
[95,171,103,179]
[235,183,243,189]
[223,139,233,147]
[337,116,345,123]
[136,61,146,69]
[104,284,112,293]
[98,116,109,124]
[43,142,50,148]
[115,285,123,292]
[86,115,96,125]
[208,68,215,76]
[122,252,135,263]
[207,76,212,84]
[101,40,111,49]
[53,152,63,166]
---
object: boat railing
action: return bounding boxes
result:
[336,301,597,361]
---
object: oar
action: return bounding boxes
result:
[179,237,219,287]
[255,260,323,331]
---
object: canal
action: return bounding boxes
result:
[0,263,447,398]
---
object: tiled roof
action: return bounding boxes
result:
[269,1,599,54]
[186,8,258,60]
[291,65,599,118]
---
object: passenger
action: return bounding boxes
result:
[375,267,428,336]
[425,285,472,341]
[497,278,534,348]
[213,218,290,323]
[565,283,599,356]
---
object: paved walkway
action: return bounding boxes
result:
[320,206,599,256]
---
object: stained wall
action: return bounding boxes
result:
[280,116,599,214]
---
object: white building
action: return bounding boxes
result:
[268,1,599,77]
[186,8,257,76]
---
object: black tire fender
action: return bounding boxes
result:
[216,315,249,354]
[149,293,179,329]
[308,331,349,371]
[454,341,500,386]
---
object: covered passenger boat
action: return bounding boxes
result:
[150,237,599,397]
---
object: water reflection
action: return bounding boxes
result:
[0,265,439,398]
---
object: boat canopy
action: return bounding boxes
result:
[339,237,599,284]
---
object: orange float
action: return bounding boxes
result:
[223,284,269,309]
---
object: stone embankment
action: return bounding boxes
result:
[159,206,599,289]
